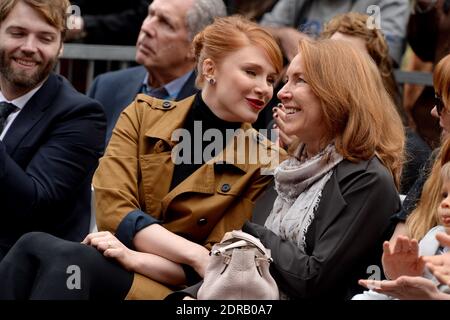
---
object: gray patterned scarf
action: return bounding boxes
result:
[265,143,343,252]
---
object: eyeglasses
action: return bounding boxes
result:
[435,93,445,116]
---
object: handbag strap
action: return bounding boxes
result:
[212,240,249,256]
[230,230,268,255]
[217,230,269,256]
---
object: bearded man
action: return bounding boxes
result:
[0,0,106,260]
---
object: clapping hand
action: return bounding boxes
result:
[382,235,425,280]
[359,276,447,300]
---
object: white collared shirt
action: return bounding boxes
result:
[0,84,43,140]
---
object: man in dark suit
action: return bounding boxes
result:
[0,0,106,260]
[88,0,227,142]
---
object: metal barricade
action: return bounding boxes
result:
[56,44,434,92]
[57,44,136,92]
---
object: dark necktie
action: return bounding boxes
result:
[150,87,169,99]
[143,85,169,99]
[0,101,17,134]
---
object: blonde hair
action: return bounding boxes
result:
[291,39,404,188]
[407,138,450,240]
[192,15,283,87]
[0,0,71,39]
[321,12,404,123]
[439,163,450,220]
[441,162,450,181]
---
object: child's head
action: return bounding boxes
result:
[438,162,450,234]
[408,137,450,240]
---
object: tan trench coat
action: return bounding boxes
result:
[93,94,286,299]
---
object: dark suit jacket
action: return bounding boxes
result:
[243,157,400,300]
[0,73,106,259]
[87,65,198,142]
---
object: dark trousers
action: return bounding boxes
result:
[0,232,133,300]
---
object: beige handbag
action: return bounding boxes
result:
[197,230,279,300]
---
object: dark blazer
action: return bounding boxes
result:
[243,157,400,300]
[0,73,106,259]
[87,65,198,142]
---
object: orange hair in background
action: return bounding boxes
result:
[321,12,403,122]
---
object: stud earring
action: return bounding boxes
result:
[208,78,216,85]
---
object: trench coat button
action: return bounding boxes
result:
[221,183,231,193]
[162,101,172,109]
[197,218,208,226]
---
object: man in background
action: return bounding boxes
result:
[88,0,227,142]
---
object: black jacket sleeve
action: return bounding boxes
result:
[0,95,106,223]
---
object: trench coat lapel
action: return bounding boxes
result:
[160,124,257,213]
[3,74,59,154]
[143,95,195,146]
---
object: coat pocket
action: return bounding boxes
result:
[139,152,173,218]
